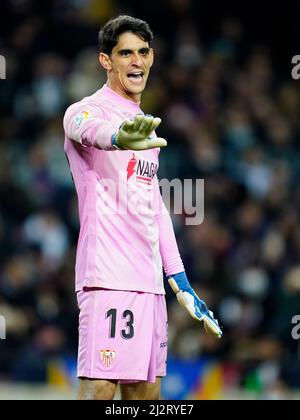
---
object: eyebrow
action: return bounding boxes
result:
[118,47,150,55]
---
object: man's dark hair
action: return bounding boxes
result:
[98,15,153,55]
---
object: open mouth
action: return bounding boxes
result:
[127,71,144,82]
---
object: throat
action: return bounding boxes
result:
[106,81,141,103]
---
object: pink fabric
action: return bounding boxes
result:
[153,180,185,277]
[77,288,167,382]
[63,85,184,293]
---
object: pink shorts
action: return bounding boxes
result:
[77,288,168,383]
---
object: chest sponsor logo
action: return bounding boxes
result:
[126,154,158,185]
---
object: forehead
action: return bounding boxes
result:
[113,31,149,52]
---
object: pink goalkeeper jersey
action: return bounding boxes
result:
[63,84,184,294]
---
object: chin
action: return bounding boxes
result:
[127,87,145,97]
[126,82,147,95]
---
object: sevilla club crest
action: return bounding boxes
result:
[100,350,116,367]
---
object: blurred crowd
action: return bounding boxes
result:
[1,0,300,398]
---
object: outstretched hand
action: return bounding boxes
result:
[114,114,167,150]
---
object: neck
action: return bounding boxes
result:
[106,80,141,104]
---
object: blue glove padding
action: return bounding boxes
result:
[168,272,222,339]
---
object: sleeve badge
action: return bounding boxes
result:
[74,110,92,127]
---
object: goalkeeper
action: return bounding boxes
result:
[63,15,221,401]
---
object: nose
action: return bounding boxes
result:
[132,52,143,67]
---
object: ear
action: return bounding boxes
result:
[149,48,154,68]
[99,53,112,71]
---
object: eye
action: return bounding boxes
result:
[140,49,150,56]
[120,50,131,57]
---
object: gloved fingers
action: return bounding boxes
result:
[175,289,223,339]
[176,292,203,321]
[136,138,168,150]
[204,322,217,337]
[132,114,144,131]
[203,316,222,339]
[150,117,162,132]
[121,119,134,133]
[144,117,161,136]
[138,115,154,134]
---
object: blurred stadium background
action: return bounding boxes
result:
[1,0,300,400]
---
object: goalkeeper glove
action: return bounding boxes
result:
[168,272,222,339]
[111,114,167,151]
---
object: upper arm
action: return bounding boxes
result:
[63,103,102,146]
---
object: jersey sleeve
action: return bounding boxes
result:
[153,176,185,276]
[63,102,119,151]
